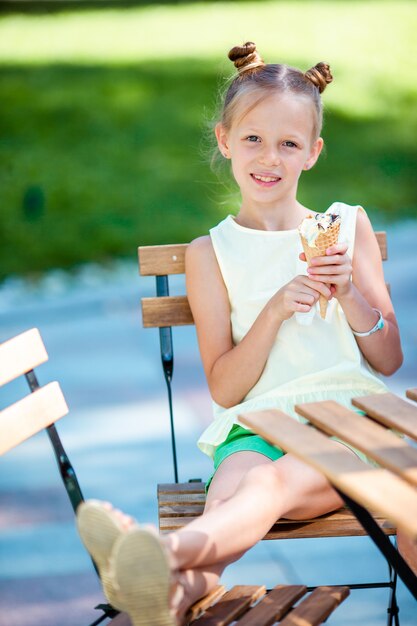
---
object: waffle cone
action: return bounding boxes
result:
[300,221,340,319]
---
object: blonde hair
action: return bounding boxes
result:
[220,42,333,140]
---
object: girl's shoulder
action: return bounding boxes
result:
[186,235,216,272]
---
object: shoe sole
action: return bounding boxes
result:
[76,500,126,610]
[112,528,174,626]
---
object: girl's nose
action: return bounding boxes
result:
[259,146,280,167]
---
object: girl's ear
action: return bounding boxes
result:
[303,137,324,170]
[215,123,231,159]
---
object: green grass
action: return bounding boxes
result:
[0,1,416,279]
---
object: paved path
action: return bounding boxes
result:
[0,220,416,625]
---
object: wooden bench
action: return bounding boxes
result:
[138,231,401,619]
[0,327,349,626]
[0,328,119,625]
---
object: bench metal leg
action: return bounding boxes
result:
[336,489,417,601]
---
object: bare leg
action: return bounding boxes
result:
[164,447,345,571]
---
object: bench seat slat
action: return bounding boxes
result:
[157,484,395,538]
[296,400,417,487]
[352,392,417,441]
[194,585,265,626]
[0,382,69,455]
[188,586,227,623]
[239,409,417,539]
[159,482,206,494]
[0,328,48,387]
[236,585,307,626]
[107,585,348,625]
[279,586,349,626]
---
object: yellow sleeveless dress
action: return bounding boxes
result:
[198,202,388,459]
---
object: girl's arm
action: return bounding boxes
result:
[186,235,330,408]
[307,208,403,376]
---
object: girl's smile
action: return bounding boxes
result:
[251,172,282,187]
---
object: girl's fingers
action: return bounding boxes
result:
[324,243,349,256]
[308,272,348,284]
[310,254,347,267]
[294,302,312,312]
[304,277,332,296]
[308,262,350,276]
[296,279,331,299]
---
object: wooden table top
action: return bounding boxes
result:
[240,390,417,541]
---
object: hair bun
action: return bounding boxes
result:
[228,42,265,75]
[305,62,333,93]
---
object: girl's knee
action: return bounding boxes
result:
[243,462,283,492]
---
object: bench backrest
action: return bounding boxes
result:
[139,233,387,328]
[0,328,69,455]
[0,328,86,513]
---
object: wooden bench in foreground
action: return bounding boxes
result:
[110,584,349,626]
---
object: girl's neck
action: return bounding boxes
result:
[235,200,313,232]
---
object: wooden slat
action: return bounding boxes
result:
[0,328,48,387]
[279,586,349,626]
[194,585,265,626]
[188,586,226,623]
[157,483,395,538]
[406,388,417,402]
[236,585,306,626]
[140,232,386,329]
[0,383,69,455]
[159,482,206,494]
[352,392,417,442]
[141,296,193,327]
[160,504,205,517]
[138,244,187,276]
[158,508,395,539]
[296,400,417,487]
[107,585,347,626]
[239,409,417,539]
[138,233,386,278]
[158,515,387,539]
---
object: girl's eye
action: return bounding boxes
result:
[283,140,297,148]
[246,135,260,143]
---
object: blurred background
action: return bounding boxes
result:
[0,1,416,625]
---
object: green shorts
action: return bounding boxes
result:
[205,424,285,493]
[204,411,377,494]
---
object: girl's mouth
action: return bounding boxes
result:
[251,173,281,187]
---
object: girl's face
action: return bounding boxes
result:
[216,92,323,212]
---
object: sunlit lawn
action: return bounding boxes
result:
[0,1,416,277]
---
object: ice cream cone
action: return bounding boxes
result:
[300,221,340,319]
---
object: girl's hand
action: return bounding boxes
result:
[299,243,352,300]
[271,275,332,321]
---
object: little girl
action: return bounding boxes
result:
[77,42,405,625]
